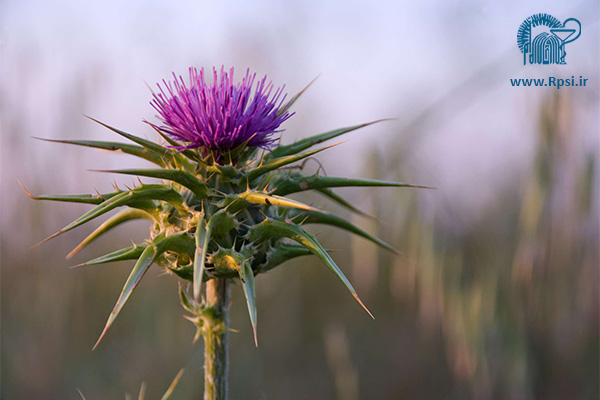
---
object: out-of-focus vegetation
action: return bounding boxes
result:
[2,80,597,399]
[3,0,599,397]
[372,91,598,399]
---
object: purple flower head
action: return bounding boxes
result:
[148,67,293,158]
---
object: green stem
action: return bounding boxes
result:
[203,278,230,400]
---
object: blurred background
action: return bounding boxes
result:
[1,0,599,399]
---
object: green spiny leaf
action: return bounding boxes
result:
[223,135,260,164]
[246,142,340,182]
[226,191,319,213]
[33,137,168,167]
[72,243,147,268]
[93,241,159,349]
[238,259,258,346]
[170,264,193,281]
[147,123,202,164]
[273,174,430,196]
[67,208,155,259]
[155,231,195,255]
[209,212,237,239]
[249,219,373,318]
[20,181,121,205]
[315,187,375,219]
[193,213,209,302]
[285,209,400,254]
[93,232,193,348]
[178,284,195,314]
[269,120,388,158]
[205,163,238,178]
[94,168,209,199]
[87,117,177,164]
[37,185,186,246]
[256,243,313,273]
[209,246,253,271]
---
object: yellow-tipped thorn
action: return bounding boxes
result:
[17,180,37,199]
[77,388,88,400]
[192,331,201,344]
[298,215,311,226]
[182,315,197,323]
[408,184,436,189]
[92,325,110,351]
[31,230,62,249]
[66,241,86,259]
[354,294,375,320]
[138,382,147,400]
[162,368,185,399]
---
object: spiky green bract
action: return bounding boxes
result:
[28,114,425,347]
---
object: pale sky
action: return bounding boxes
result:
[2,0,598,233]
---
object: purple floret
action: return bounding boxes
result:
[147,67,292,157]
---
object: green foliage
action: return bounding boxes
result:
[28,115,424,348]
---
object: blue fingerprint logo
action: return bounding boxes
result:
[517,14,581,65]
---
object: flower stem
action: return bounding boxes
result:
[203,278,230,400]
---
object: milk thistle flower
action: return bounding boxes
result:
[26,67,427,400]
[148,67,292,158]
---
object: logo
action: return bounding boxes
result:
[517,14,581,65]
